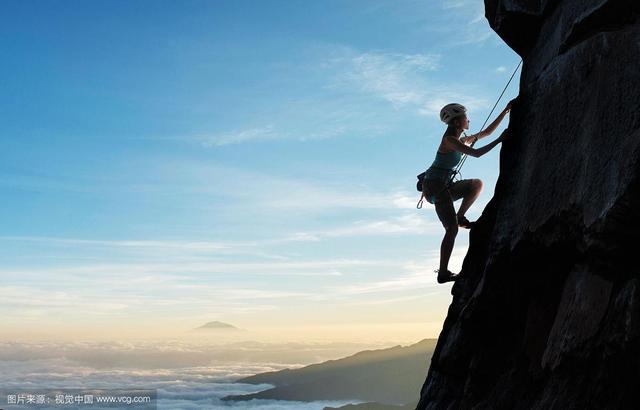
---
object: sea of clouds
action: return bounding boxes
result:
[0,340,377,409]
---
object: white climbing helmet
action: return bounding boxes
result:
[439,103,467,124]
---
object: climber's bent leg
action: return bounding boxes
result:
[449,178,483,223]
[424,179,459,279]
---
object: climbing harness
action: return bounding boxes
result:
[416,168,458,209]
[416,59,522,210]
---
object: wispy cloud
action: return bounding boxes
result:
[0,236,230,252]
[417,93,489,117]
[329,50,437,111]
[285,213,441,241]
[175,161,423,212]
[441,0,472,9]
[12,155,420,215]
[392,191,424,209]
[327,48,489,119]
[183,52,438,148]
[260,187,418,211]
[192,125,278,147]
[344,52,441,108]
[0,256,401,287]
[0,286,129,311]
[425,0,496,46]
[0,252,453,324]
[0,281,295,321]
[345,293,432,306]
[330,247,468,296]
[166,46,489,148]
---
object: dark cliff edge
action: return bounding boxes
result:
[417,1,640,409]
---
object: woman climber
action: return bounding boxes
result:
[422,100,512,284]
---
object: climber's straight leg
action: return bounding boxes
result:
[424,178,464,274]
[440,222,458,272]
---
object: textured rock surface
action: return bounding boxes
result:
[417,0,640,409]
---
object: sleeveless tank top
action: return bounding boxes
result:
[423,149,462,182]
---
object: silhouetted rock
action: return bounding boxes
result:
[417,1,640,409]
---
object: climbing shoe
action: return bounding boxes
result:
[457,215,473,229]
[436,269,458,284]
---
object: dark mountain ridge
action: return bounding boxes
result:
[222,338,436,405]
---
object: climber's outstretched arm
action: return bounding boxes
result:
[445,129,508,158]
[473,99,514,140]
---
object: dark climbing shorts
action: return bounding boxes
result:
[423,178,475,228]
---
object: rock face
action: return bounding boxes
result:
[417,1,640,409]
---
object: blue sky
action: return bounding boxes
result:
[0,0,520,341]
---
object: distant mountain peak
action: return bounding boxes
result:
[193,321,239,331]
